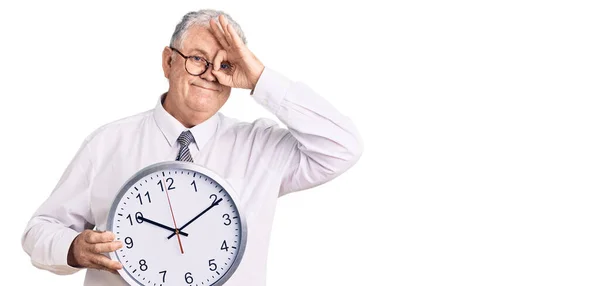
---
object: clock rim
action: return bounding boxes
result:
[106,160,248,286]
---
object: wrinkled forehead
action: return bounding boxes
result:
[180,24,224,58]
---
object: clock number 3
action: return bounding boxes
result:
[223,214,231,225]
[157,177,175,192]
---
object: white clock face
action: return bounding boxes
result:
[107,162,246,286]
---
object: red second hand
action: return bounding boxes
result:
[163,178,184,254]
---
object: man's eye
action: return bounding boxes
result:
[191,56,203,62]
[220,62,232,69]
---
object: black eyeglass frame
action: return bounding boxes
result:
[170,46,214,76]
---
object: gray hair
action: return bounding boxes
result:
[169,9,247,49]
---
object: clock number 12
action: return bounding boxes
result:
[157,178,175,192]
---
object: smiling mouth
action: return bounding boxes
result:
[192,84,217,91]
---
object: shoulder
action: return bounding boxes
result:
[214,113,295,154]
[216,112,286,137]
[82,109,154,145]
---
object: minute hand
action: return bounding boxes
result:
[167,198,223,239]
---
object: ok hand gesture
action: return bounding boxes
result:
[209,15,265,90]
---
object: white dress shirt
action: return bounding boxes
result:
[21,67,363,286]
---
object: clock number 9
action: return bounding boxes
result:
[126,212,144,225]
[124,237,134,249]
[223,214,231,225]
[185,272,193,284]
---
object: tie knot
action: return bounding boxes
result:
[177,130,194,148]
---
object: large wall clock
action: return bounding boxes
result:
[107,161,247,286]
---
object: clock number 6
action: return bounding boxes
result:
[185,272,193,284]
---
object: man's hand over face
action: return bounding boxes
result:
[209,15,265,90]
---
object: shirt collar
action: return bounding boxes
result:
[153,93,219,151]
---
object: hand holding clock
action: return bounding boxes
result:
[67,230,123,273]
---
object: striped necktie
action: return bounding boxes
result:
[176,130,194,162]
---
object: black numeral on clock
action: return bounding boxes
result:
[126,212,143,225]
[221,240,229,251]
[223,214,231,225]
[139,259,147,271]
[209,259,217,271]
[159,270,167,283]
[210,194,218,204]
[191,180,198,192]
[124,237,134,249]
[135,191,151,205]
[185,272,193,284]
[158,178,175,192]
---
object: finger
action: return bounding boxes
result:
[227,23,244,48]
[91,241,123,254]
[91,254,123,271]
[209,18,229,49]
[85,230,115,244]
[211,69,233,87]
[219,15,234,45]
[213,49,228,72]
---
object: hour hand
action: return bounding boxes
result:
[139,217,189,236]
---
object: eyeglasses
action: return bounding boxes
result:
[170,46,233,76]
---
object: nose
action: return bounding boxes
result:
[200,64,217,82]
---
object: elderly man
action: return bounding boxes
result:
[21,9,362,286]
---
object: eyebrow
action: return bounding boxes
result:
[188,48,211,58]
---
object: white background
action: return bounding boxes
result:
[1,0,599,285]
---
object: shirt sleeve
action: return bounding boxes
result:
[21,139,95,275]
[251,67,364,196]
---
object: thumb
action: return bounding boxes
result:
[212,69,233,87]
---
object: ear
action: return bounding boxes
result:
[162,46,173,79]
